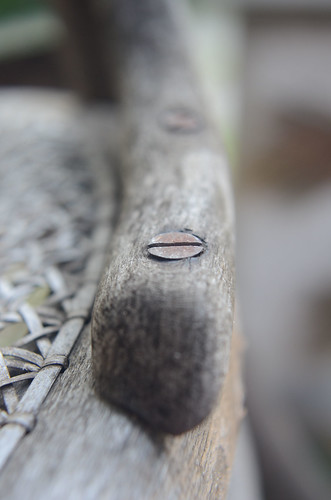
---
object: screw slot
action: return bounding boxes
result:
[147,231,205,260]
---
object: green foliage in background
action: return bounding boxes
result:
[0,0,45,19]
[0,0,63,62]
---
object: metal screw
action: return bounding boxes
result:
[147,231,205,260]
[160,107,203,134]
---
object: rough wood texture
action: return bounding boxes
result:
[0,89,241,497]
[0,92,117,469]
[0,323,243,500]
[92,0,235,434]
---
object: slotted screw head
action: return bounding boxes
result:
[160,107,203,134]
[147,231,205,260]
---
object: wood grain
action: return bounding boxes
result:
[0,91,117,469]
[0,0,240,493]
[92,0,235,434]
[0,324,243,500]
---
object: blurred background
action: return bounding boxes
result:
[0,0,330,498]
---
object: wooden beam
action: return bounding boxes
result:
[1,321,243,499]
[92,0,236,435]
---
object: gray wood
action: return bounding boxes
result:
[0,0,240,493]
[92,0,235,434]
[0,90,241,497]
[0,92,116,469]
[0,324,243,500]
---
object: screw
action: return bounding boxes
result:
[160,107,203,134]
[147,231,205,260]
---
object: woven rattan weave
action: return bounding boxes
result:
[0,91,115,469]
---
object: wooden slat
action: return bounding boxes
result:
[0,324,243,499]
[92,0,236,435]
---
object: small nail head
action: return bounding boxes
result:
[147,231,204,260]
[160,108,203,134]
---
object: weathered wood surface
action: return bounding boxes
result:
[0,92,117,469]
[0,321,243,500]
[0,90,242,497]
[0,0,241,494]
[92,0,235,434]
